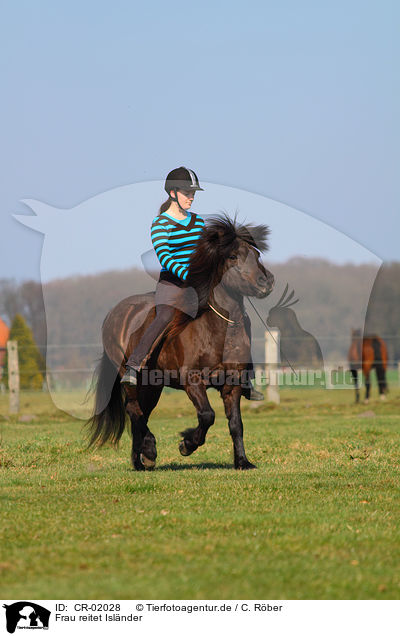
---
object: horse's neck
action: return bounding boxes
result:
[210,285,244,323]
[351,336,362,360]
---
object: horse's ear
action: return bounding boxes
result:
[251,225,270,252]
[208,229,227,251]
[237,223,270,252]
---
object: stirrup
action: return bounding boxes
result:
[241,382,264,401]
[120,367,138,386]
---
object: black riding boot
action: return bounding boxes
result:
[240,365,264,401]
[121,303,176,386]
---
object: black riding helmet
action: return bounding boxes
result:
[164,166,204,211]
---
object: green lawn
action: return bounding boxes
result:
[1,386,400,599]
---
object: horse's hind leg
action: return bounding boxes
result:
[375,364,387,400]
[125,384,163,471]
[138,383,164,467]
[179,383,215,457]
[125,394,148,471]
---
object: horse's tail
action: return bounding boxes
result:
[372,337,388,393]
[86,351,126,447]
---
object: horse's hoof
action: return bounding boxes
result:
[179,440,193,456]
[236,460,257,470]
[364,399,369,405]
[133,457,145,471]
[140,453,156,470]
[179,440,191,456]
[380,394,386,401]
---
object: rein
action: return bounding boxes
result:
[246,297,298,378]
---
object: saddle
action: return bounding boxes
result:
[105,289,197,371]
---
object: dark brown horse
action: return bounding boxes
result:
[348,328,388,403]
[87,215,274,470]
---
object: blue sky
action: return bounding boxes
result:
[1,0,399,281]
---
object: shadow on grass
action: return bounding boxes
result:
[156,462,234,471]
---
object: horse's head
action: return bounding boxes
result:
[221,238,274,298]
[187,214,274,303]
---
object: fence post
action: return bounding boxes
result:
[7,340,19,414]
[265,329,280,404]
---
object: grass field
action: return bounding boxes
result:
[1,383,400,600]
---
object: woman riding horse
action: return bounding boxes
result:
[121,166,262,401]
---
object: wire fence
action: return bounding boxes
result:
[2,335,400,392]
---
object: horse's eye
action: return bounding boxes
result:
[229,255,238,261]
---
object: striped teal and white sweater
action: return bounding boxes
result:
[151,211,205,281]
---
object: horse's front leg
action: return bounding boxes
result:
[179,380,215,457]
[221,383,256,470]
[364,370,371,403]
[350,368,360,403]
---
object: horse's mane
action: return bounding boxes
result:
[165,213,270,341]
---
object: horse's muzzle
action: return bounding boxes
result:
[254,271,274,298]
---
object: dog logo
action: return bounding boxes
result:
[3,602,51,633]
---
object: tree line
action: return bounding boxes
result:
[0,259,399,380]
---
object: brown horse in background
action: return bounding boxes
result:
[87,215,274,471]
[348,329,388,403]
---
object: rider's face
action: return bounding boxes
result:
[174,188,196,210]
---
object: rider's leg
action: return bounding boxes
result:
[126,303,175,371]
[121,279,184,385]
[121,302,175,385]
